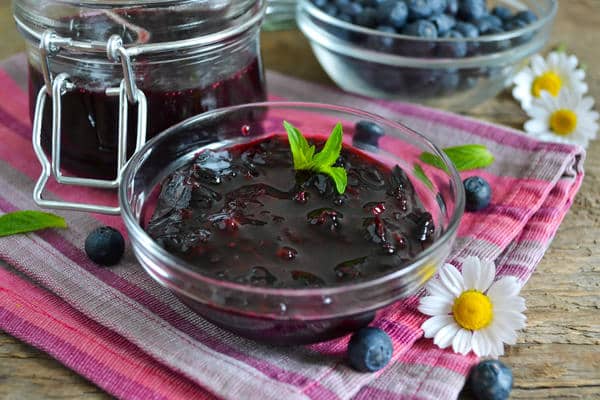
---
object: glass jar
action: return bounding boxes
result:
[14,0,267,181]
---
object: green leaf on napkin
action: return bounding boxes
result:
[0,211,67,237]
[420,145,495,172]
[284,121,348,194]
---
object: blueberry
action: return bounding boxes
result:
[445,0,458,15]
[503,17,527,31]
[388,1,409,29]
[437,30,467,57]
[485,26,510,50]
[356,7,379,27]
[375,0,395,23]
[454,21,479,53]
[429,13,455,35]
[353,120,385,147]
[373,25,397,50]
[454,21,479,38]
[311,0,329,8]
[513,10,537,24]
[491,6,512,21]
[407,0,433,21]
[469,360,513,400]
[85,226,125,266]
[323,4,339,16]
[376,0,408,28]
[475,14,503,34]
[347,327,393,372]
[365,0,387,6]
[338,13,354,22]
[463,176,492,211]
[403,19,438,38]
[340,1,364,17]
[438,70,460,94]
[429,0,447,16]
[504,17,533,44]
[457,0,487,21]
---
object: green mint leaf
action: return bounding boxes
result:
[284,121,316,170]
[0,211,67,237]
[312,123,343,167]
[284,121,348,194]
[420,145,494,172]
[319,166,348,194]
[419,152,449,173]
[413,163,434,190]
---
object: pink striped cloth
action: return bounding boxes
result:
[0,53,584,400]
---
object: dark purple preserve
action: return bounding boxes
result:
[29,59,265,180]
[146,135,436,289]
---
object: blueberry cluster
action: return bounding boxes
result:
[306,0,539,100]
[311,0,537,47]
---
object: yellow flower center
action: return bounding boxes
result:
[549,109,578,136]
[531,71,562,97]
[452,290,493,331]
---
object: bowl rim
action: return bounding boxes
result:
[119,101,465,298]
[298,0,558,44]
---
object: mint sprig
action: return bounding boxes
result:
[284,121,348,194]
[420,145,495,172]
[0,210,67,237]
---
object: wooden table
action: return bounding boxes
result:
[0,1,599,398]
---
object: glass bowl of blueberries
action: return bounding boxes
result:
[119,102,464,344]
[297,0,557,110]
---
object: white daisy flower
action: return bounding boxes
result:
[524,89,599,148]
[418,257,526,358]
[512,52,588,110]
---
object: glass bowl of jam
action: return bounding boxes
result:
[14,0,267,181]
[119,102,465,345]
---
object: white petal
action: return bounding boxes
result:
[581,96,595,111]
[530,54,547,75]
[461,257,481,290]
[422,315,454,338]
[425,278,455,301]
[524,118,548,134]
[452,328,473,355]
[495,310,527,330]
[418,296,453,316]
[483,329,504,358]
[477,260,496,292]
[434,322,461,349]
[487,277,522,301]
[526,102,550,119]
[494,297,527,313]
[439,264,465,297]
[547,52,560,68]
[513,69,533,86]
[566,54,579,69]
[489,318,518,345]
[472,330,489,356]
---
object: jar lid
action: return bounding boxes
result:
[14,0,264,56]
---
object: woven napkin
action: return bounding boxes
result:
[0,54,585,400]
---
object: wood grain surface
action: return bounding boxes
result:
[0,0,599,398]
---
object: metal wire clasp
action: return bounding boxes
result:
[31,32,147,215]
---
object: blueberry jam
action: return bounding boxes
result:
[146,135,436,289]
[29,58,265,180]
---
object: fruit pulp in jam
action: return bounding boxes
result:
[146,135,436,288]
